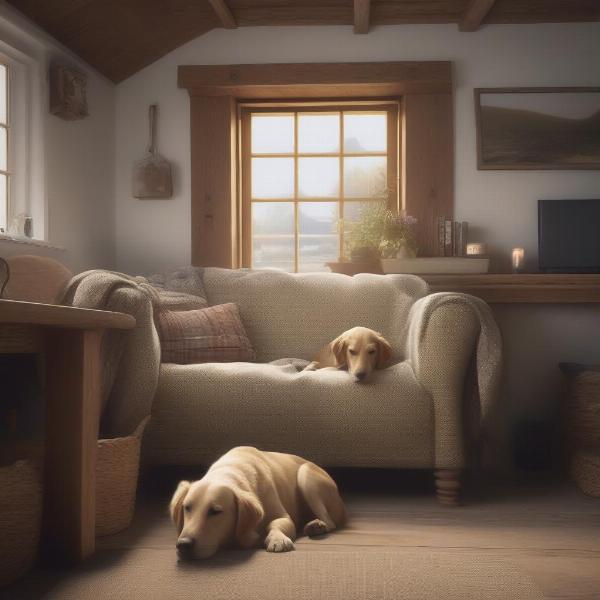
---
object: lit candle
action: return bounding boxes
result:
[511,247,525,273]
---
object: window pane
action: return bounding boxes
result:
[0,65,6,125]
[344,112,387,153]
[298,202,338,272]
[252,157,294,199]
[344,156,387,198]
[298,113,339,153]
[252,202,294,271]
[343,200,373,223]
[0,127,6,171]
[298,157,339,198]
[0,174,6,232]
[251,114,294,154]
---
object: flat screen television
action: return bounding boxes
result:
[538,199,600,273]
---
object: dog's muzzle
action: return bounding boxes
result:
[176,536,195,559]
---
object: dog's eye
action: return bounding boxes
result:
[348,349,357,355]
[184,504,191,513]
[207,506,223,516]
[368,349,376,354]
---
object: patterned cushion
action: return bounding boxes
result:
[158,303,255,364]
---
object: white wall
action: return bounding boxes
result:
[0,2,115,273]
[115,23,600,275]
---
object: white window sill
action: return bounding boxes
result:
[0,233,65,251]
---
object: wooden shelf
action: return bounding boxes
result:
[326,263,600,303]
[423,274,600,304]
[0,299,136,329]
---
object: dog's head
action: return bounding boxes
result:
[331,327,392,382]
[170,478,264,560]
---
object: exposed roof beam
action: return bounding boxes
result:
[353,0,370,34]
[208,0,237,29]
[459,0,497,31]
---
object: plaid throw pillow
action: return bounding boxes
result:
[158,303,256,364]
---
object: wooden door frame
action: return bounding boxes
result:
[179,61,454,267]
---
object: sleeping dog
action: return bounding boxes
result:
[303,326,392,382]
[170,446,346,560]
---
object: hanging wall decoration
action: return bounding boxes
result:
[49,65,89,120]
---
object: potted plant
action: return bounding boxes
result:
[343,202,418,263]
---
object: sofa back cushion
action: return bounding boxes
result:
[202,269,428,362]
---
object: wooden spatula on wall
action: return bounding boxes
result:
[133,104,173,199]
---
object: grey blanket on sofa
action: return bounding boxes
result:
[61,269,206,435]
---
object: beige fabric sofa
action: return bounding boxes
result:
[73,267,501,503]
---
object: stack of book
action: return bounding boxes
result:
[438,218,469,257]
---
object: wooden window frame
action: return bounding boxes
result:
[178,61,453,268]
[240,101,399,271]
[0,62,9,233]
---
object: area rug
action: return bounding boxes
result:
[7,546,545,600]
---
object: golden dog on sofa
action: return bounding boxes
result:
[170,446,346,560]
[303,326,392,382]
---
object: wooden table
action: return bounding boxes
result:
[326,263,600,303]
[0,299,135,563]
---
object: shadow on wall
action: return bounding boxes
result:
[492,303,600,470]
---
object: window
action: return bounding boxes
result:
[0,63,8,233]
[241,104,399,272]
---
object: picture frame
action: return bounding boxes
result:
[49,65,89,121]
[474,87,600,170]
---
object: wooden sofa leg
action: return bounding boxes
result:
[435,469,462,506]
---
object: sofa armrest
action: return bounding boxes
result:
[405,294,481,469]
[102,286,161,437]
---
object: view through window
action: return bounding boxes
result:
[242,105,398,272]
[0,63,8,233]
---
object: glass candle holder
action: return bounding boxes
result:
[511,247,525,273]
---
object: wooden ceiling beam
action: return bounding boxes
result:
[208,0,237,29]
[354,0,370,34]
[459,0,497,31]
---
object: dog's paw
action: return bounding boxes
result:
[265,533,295,553]
[304,519,329,537]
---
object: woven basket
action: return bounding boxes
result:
[96,416,150,537]
[571,451,600,498]
[565,370,600,449]
[562,366,600,496]
[0,460,42,587]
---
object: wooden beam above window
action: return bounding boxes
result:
[208,0,237,29]
[354,0,370,34]
[459,0,497,31]
[178,61,452,96]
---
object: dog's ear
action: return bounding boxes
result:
[169,480,190,533]
[331,334,348,367]
[375,333,392,368]
[234,488,264,548]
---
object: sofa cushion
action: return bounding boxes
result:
[202,269,428,363]
[158,303,256,364]
[145,361,434,468]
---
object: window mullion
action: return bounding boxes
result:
[293,111,299,273]
[339,111,344,261]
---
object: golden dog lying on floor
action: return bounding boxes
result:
[170,446,346,559]
[303,326,392,382]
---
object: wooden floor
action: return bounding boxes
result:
[3,470,600,600]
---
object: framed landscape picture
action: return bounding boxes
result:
[475,87,600,170]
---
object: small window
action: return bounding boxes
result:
[241,103,399,272]
[0,63,8,233]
